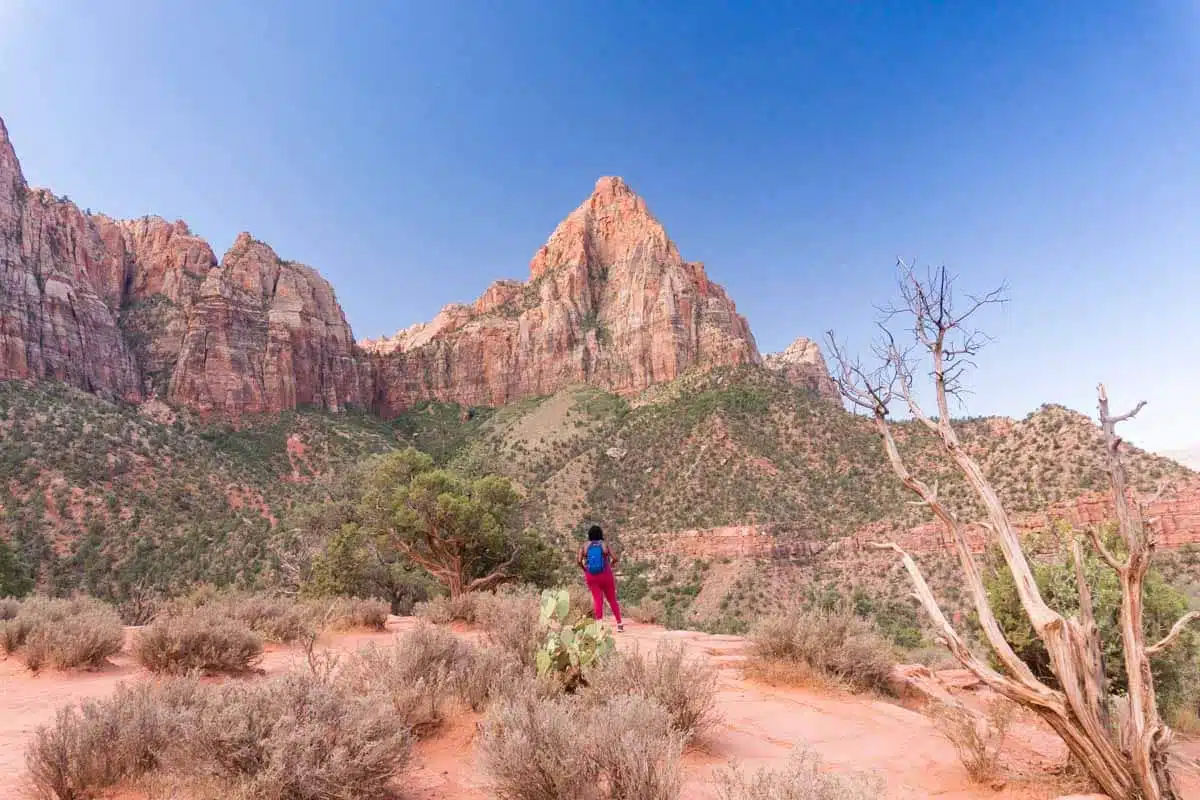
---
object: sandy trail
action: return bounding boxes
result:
[2,619,1198,799]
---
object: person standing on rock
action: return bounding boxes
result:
[578,524,624,632]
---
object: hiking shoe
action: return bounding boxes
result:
[617,623,625,633]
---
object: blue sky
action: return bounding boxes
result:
[2,1,1199,452]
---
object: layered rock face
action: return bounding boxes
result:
[0,115,362,414]
[364,177,762,414]
[0,118,141,400]
[169,233,363,415]
[764,337,840,401]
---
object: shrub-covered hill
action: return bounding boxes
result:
[0,367,1188,607]
[0,382,417,601]
[443,365,1191,543]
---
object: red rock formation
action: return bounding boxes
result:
[0,117,141,401]
[0,115,362,415]
[763,337,840,401]
[364,177,761,414]
[169,233,363,415]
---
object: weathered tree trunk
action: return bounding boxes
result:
[827,263,1197,799]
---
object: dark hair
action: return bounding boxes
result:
[587,525,604,542]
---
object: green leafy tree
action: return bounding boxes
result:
[359,449,560,597]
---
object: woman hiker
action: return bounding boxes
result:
[577,524,624,632]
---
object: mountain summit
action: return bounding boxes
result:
[364,176,761,413]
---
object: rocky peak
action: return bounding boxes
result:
[764,337,840,401]
[529,175,680,281]
[368,176,759,414]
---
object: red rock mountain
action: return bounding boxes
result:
[362,177,761,413]
[0,115,829,416]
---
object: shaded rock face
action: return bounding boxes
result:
[0,116,361,414]
[363,177,761,415]
[763,337,839,401]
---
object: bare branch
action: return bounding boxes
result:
[1146,612,1200,657]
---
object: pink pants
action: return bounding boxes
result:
[585,568,622,624]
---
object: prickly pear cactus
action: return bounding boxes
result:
[535,588,614,691]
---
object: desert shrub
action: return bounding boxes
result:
[23,614,125,671]
[587,641,720,740]
[476,586,544,665]
[304,596,390,631]
[2,596,119,655]
[217,592,310,643]
[3,597,124,670]
[164,589,311,643]
[414,592,479,624]
[0,596,21,620]
[340,623,473,733]
[715,748,884,800]
[182,669,412,799]
[928,698,1014,784]
[479,688,682,800]
[627,598,666,624]
[134,612,263,675]
[28,670,413,800]
[747,607,894,694]
[25,680,201,800]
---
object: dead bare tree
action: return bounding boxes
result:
[826,261,1198,799]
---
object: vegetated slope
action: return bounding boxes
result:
[1,368,1188,613]
[443,365,1192,544]
[0,381,406,603]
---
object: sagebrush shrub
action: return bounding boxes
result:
[715,748,883,800]
[25,680,201,800]
[747,607,895,694]
[414,593,478,624]
[928,698,1014,784]
[587,641,720,740]
[134,612,263,675]
[2,597,125,670]
[340,623,473,733]
[307,596,390,631]
[183,669,412,799]
[479,685,682,800]
[475,586,545,666]
[164,590,311,643]
[26,670,412,800]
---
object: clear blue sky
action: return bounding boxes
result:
[2,1,1199,453]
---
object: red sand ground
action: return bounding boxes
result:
[1,619,1197,799]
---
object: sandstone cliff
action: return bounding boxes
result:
[0,115,363,415]
[763,337,840,401]
[363,177,762,414]
[0,117,141,401]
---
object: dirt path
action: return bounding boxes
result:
[2,619,1198,799]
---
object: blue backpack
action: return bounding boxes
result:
[585,541,606,574]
